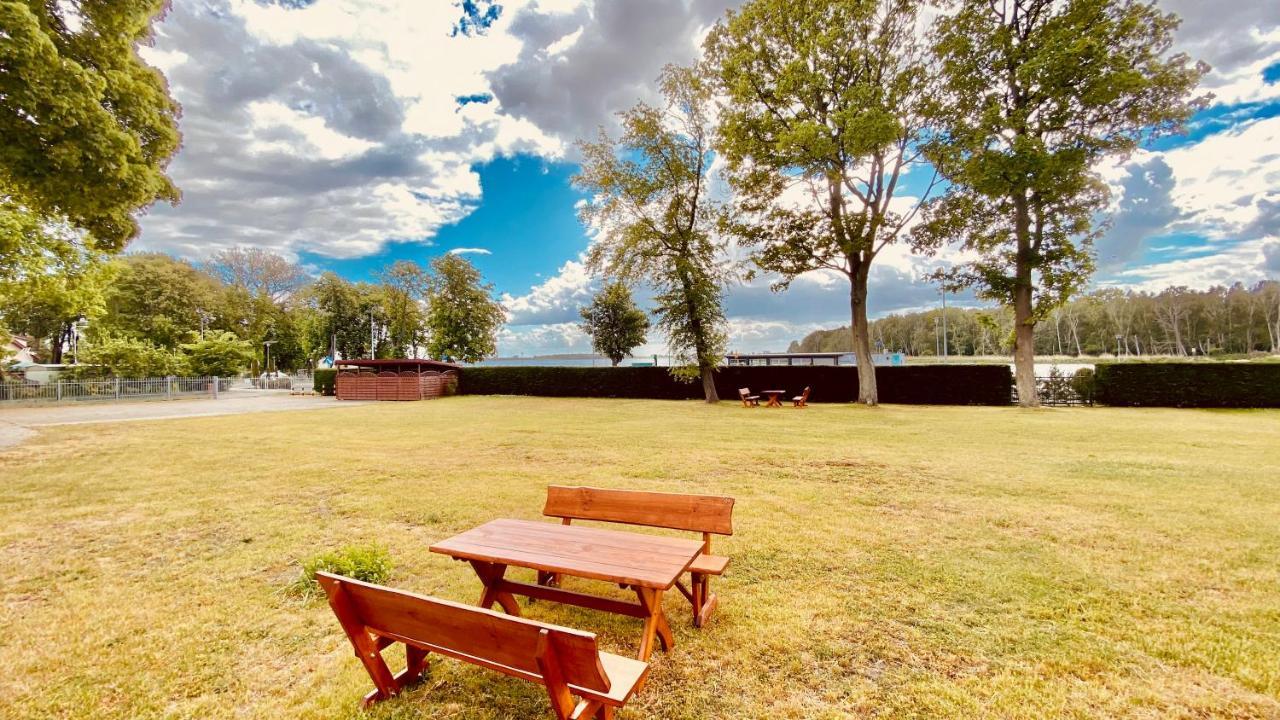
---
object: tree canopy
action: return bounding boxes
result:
[579,281,650,366]
[424,254,505,364]
[0,0,181,251]
[575,65,732,402]
[707,0,934,405]
[914,0,1208,405]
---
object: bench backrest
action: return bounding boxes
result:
[738,387,751,397]
[316,572,611,693]
[544,485,734,536]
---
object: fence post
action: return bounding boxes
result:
[212,377,219,400]
[167,376,173,400]
[115,377,121,399]
[56,380,63,402]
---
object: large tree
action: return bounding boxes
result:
[203,247,309,303]
[579,281,650,366]
[378,260,430,358]
[914,0,1207,406]
[706,0,935,406]
[575,65,732,402]
[0,0,181,250]
[97,253,219,349]
[0,201,111,362]
[424,254,505,364]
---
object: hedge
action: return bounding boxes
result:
[1094,363,1280,408]
[313,369,338,396]
[458,365,1012,405]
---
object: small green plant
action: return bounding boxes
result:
[289,544,393,599]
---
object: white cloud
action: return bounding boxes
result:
[501,257,595,325]
[448,247,492,256]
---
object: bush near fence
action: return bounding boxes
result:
[313,369,338,396]
[458,365,1012,405]
[1094,363,1280,408]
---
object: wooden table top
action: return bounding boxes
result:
[430,519,705,590]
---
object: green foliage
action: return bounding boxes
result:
[706,0,933,404]
[77,335,188,377]
[460,365,1012,405]
[180,332,255,377]
[579,281,649,366]
[424,254,505,364]
[0,202,113,363]
[378,260,430,357]
[304,272,372,360]
[97,254,219,349]
[574,65,731,400]
[1071,367,1096,403]
[1095,363,1280,408]
[914,0,1208,404]
[0,0,181,250]
[290,544,394,599]
[313,369,338,396]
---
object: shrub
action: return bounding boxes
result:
[289,544,394,599]
[76,335,189,377]
[180,332,255,377]
[313,369,338,396]
[1071,368,1096,404]
[1094,363,1280,408]
[459,365,1012,405]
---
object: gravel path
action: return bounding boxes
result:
[0,392,369,449]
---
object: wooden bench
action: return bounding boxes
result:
[792,386,811,407]
[542,486,734,628]
[738,387,760,407]
[317,572,649,719]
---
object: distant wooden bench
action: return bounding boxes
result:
[542,486,734,628]
[317,572,648,719]
[738,387,760,407]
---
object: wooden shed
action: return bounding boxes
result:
[334,359,460,401]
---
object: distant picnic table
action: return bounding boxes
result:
[762,389,786,407]
[431,518,705,661]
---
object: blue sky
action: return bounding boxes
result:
[134,0,1280,356]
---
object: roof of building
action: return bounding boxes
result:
[334,358,460,372]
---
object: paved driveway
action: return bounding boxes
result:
[0,392,369,449]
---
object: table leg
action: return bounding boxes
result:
[634,587,672,661]
[470,560,521,616]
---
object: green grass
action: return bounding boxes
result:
[1,397,1278,719]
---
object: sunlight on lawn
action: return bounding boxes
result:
[1,397,1277,719]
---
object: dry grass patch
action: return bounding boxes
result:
[1,397,1278,719]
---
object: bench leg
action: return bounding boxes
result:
[689,573,720,628]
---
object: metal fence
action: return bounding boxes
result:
[0,376,232,404]
[1011,375,1095,406]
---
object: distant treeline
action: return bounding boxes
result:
[789,283,1280,357]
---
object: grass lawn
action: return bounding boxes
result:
[2,397,1278,719]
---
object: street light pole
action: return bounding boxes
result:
[263,340,276,377]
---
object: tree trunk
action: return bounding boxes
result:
[1012,194,1039,407]
[849,265,877,405]
[699,365,718,403]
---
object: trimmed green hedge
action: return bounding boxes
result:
[459,365,1012,405]
[1094,363,1280,408]
[313,369,338,396]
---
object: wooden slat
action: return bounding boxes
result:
[316,573,611,693]
[544,486,735,536]
[431,519,703,589]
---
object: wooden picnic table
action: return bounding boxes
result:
[762,389,786,407]
[430,518,705,661]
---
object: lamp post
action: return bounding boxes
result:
[263,340,276,378]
